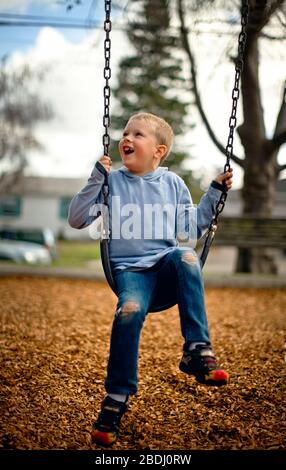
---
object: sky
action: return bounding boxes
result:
[0,0,285,189]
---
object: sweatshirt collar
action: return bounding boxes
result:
[118,166,168,181]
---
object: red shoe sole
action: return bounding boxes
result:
[91,429,117,446]
[200,369,229,386]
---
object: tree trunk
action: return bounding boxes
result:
[177,0,286,273]
[236,32,278,273]
[236,158,278,273]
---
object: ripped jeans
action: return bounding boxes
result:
[104,247,210,395]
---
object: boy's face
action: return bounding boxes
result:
[118,118,165,175]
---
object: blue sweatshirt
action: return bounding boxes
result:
[68,162,224,271]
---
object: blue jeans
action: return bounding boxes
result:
[104,247,210,395]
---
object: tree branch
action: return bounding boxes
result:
[177,0,244,168]
[278,163,286,172]
[239,29,267,145]
[270,81,286,150]
[261,32,286,40]
[275,9,286,29]
[247,0,285,35]
[272,130,286,149]
[274,81,286,135]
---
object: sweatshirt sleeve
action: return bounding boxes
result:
[68,162,106,229]
[177,180,224,243]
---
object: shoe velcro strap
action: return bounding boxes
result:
[104,405,122,413]
[200,349,215,357]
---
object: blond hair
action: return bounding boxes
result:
[128,112,174,162]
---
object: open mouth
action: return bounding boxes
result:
[123,146,134,155]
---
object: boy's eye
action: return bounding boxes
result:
[136,132,143,136]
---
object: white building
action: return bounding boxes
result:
[0,176,92,240]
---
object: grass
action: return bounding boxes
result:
[52,240,101,268]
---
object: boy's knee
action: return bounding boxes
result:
[115,300,144,321]
[181,250,198,265]
[121,301,140,316]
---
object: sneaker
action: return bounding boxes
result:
[179,344,229,386]
[91,396,128,446]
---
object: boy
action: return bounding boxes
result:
[68,113,233,446]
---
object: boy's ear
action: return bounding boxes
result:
[155,144,167,160]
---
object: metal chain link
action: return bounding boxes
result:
[100,0,112,239]
[103,0,112,158]
[200,0,249,267]
[100,0,114,292]
[102,0,112,209]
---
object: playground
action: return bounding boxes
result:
[0,0,286,455]
[1,276,285,450]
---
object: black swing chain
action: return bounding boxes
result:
[200,0,249,267]
[102,0,112,238]
[103,0,112,159]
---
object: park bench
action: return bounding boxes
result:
[211,216,286,249]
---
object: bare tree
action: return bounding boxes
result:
[0,61,52,194]
[177,0,286,273]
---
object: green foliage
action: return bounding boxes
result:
[110,0,194,174]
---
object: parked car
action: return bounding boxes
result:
[0,227,57,259]
[0,239,52,265]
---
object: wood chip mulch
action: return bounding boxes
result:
[0,277,285,450]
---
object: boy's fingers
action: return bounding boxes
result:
[216,172,233,186]
[100,156,112,168]
[224,171,233,180]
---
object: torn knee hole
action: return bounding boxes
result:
[182,252,197,265]
[121,301,140,315]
